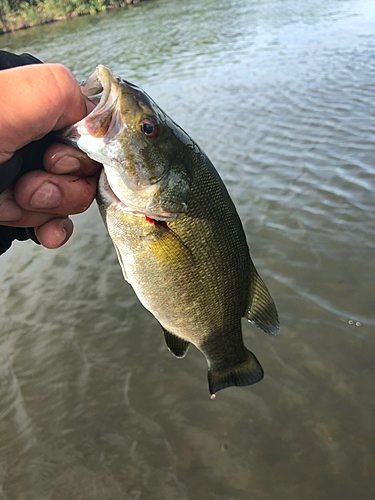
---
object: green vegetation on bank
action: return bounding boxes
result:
[0,0,143,34]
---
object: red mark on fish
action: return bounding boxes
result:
[145,216,168,229]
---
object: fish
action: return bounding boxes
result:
[61,65,279,396]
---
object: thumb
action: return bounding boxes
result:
[0,63,87,164]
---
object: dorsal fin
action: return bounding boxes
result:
[162,327,190,358]
[245,270,279,335]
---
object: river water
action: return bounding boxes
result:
[1,0,375,498]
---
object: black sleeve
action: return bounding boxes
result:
[0,51,49,255]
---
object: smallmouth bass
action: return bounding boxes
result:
[61,65,279,396]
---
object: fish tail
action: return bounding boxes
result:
[207,349,264,396]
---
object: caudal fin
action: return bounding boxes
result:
[207,349,264,396]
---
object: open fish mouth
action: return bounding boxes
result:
[60,65,122,146]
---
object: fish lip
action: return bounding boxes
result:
[60,65,116,142]
[98,170,183,221]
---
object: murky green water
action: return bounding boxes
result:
[1,0,375,498]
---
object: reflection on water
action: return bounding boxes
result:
[1,0,375,498]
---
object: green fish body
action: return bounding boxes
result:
[62,66,279,395]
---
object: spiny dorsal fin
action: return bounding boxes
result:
[245,270,279,335]
[162,327,190,358]
[208,348,264,396]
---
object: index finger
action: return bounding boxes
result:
[0,64,87,164]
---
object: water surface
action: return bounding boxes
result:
[1,1,375,499]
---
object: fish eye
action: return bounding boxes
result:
[140,119,159,138]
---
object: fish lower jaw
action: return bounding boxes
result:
[143,211,179,222]
[143,201,187,221]
[98,170,180,221]
[121,204,180,222]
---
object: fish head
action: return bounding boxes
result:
[61,65,190,220]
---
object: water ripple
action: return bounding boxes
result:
[1,0,375,498]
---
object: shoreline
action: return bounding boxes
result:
[0,0,146,35]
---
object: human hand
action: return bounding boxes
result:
[0,63,101,249]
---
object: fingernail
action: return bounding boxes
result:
[51,156,80,174]
[51,218,71,248]
[0,199,22,221]
[30,182,63,209]
[54,224,67,248]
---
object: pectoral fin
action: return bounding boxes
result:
[162,327,190,358]
[113,242,128,282]
[245,270,279,335]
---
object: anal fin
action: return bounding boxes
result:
[162,327,190,358]
[245,270,279,335]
